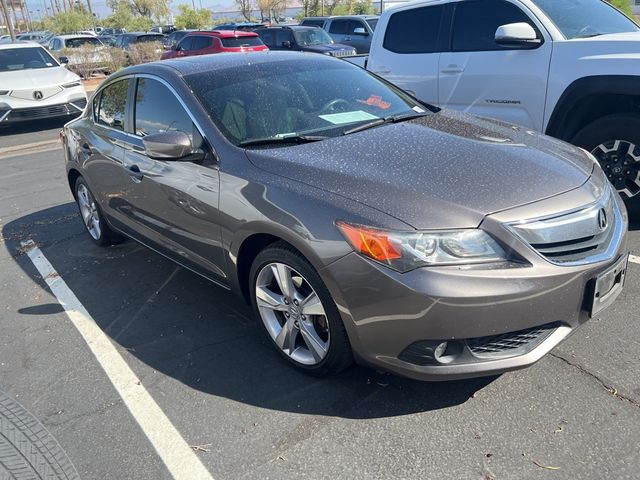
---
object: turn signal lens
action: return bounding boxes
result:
[337,221,507,272]
[336,221,402,262]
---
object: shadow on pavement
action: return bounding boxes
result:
[3,204,494,419]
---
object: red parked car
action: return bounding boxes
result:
[160,30,268,60]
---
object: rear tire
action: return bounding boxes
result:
[249,242,353,376]
[74,176,121,247]
[571,113,640,209]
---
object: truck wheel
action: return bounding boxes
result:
[571,113,640,204]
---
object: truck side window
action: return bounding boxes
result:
[452,0,535,52]
[383,5,444,54]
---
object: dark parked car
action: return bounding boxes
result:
[114,32,165,50]
[323,15,378,54]
[214,22,265,31]
[62,52,628,381]
[255,26,356,57]
[162,29,195,49]
[299,16,328,27]
[99,28,126,36]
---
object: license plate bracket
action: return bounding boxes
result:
[590,254,628,318]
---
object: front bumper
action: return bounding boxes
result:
[320,186,628,381]
[0,99,87,123]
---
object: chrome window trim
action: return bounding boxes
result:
[127,74,219,162]
[505,186,626,266]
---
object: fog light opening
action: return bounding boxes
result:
[434,341,463,364]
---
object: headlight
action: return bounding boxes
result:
[337,221,507,272]
[62,81,81,88]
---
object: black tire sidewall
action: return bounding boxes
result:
[571,113,640,204]
[249,244,352,376]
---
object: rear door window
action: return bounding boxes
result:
[190,35,212,50]
[452,0,535,52]
[329,19,348,35]
[383,5,444,54]
[97,79,128,131]
[178,36,194,50]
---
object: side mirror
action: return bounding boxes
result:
[353,27,368,36]
[58,56,69,64]
[143,131,196,160]
[495,22,541,48]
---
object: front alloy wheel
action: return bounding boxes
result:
[255,262,330,365]
[74,177,120,246]
[250,243,353,376]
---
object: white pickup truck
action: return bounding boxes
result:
[345,0,640,207]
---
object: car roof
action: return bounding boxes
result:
[257,25,316,31]
[328,14,378,19]
[118,50,341,78]
[187,30,259,38]
[0,41,44,50]
[55,34,98,39]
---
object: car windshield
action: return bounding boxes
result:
[65,37,102,48]
[185,58,428,146]
[293,28,334,46]
[366,19,378,31]
[532,0,639,39]
[0,47,58,71]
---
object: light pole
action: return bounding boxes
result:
[0,0,16,39]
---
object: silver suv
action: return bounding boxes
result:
[323,15,378,53]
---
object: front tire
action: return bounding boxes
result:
[74,177,120,247]
[249,242,353,376]
[571,113,640,207]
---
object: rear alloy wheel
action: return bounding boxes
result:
[74,177,120,246]
[250,243,352,376]
[572,113,640,201]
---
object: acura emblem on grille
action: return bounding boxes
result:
[597,208,608,231]
[33,91,43,100]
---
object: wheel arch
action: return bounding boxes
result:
[67,168,82,197]
[231,223,338,304]
[546,75,640,142]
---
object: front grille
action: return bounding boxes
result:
[330,50,354,58]
[467,322,560,358]
[508,189,621,265]
[5,103,83,122]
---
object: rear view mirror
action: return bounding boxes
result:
[495,22,541,48]
[353,27,368,36]
[143,131,195,160]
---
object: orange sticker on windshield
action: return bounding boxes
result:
[358,95,391,110]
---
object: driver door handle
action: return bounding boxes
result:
[127,164,143,182]
[441,64,465,74]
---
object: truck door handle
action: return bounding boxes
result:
[127,164,143,182]
[441,64,464,74]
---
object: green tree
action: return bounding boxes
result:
[608,0,633,16]
[174,4,212,29]
[42,10,95,34]
[103,0,154,31]
[130,0,170,22]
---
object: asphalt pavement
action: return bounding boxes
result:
[1,121,639,480]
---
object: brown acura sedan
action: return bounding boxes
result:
[62,52,628,381]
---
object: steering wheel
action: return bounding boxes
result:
[320,98,350,114]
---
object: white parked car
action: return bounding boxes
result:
[47,34,108,75]
[0,42,87,125]
[345,0,640,207]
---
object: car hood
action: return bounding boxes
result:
[245,110,594,229]
[302,43,353,53]
[0,66,80,90]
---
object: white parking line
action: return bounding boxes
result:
[22,241,215,480]
[630,254,640,265]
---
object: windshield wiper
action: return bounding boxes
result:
[574,32,604,39]
[343,112,428,136]
[238,134,328,147]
